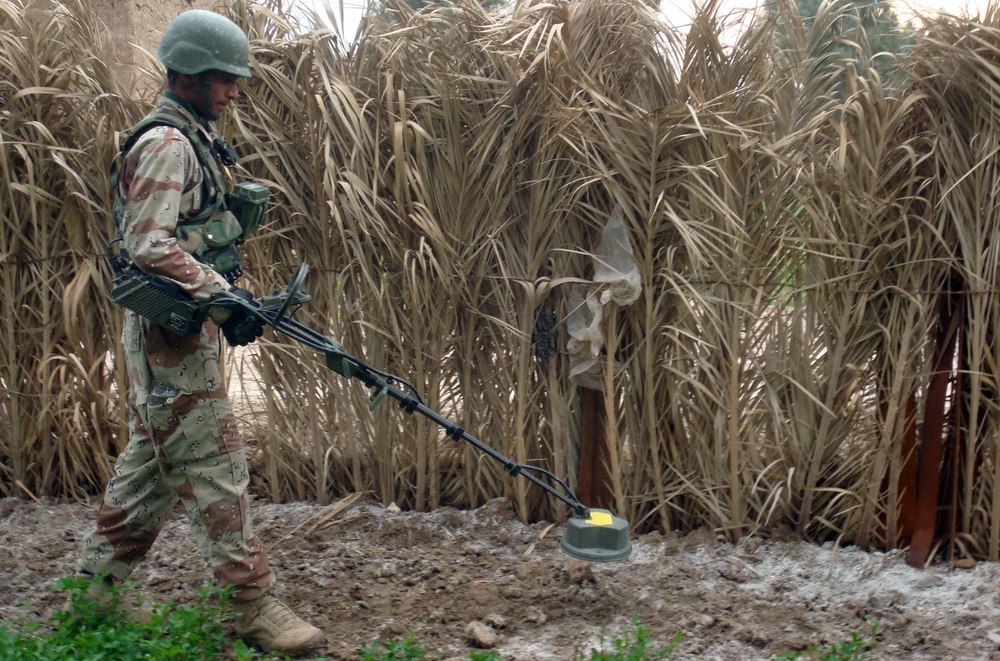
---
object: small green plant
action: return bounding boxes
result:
[1,580,509,661]
[576,615,682,660]
[359,635,433,660]
[0,576,268,661]
[773,619,879,661]
[357,636,506,660]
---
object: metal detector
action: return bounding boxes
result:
[220,264,632,562]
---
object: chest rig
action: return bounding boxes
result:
[111,101,244,283]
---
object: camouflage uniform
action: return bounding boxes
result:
[79,94,271,600]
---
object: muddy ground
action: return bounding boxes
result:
[1,495,998,660]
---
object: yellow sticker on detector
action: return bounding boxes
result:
[585,511,613,526]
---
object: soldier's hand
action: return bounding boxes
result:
[220,287,264,347]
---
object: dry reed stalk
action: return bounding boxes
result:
[907,12,1000,559]
[9,0,1000,561]
[0,0,141,498]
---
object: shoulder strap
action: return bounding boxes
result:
[119,115,181,162]
[110,110,227,225]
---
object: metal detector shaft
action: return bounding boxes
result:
[249,306,591,519]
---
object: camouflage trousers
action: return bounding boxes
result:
[78,312,272,601]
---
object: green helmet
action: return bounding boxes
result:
[156,10,251,78]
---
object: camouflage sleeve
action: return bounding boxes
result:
[120,126,230,302]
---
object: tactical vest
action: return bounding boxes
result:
[111,100,243,281]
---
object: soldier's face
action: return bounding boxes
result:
[174,72,242,121]
[201,73,241,121]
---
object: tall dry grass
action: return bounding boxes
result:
[4,0,1000,561]
[0,0,145,499]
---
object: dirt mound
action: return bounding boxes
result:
[1,496,997,659]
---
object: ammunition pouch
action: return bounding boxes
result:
[176,211,244,281]
[106,240,207,335]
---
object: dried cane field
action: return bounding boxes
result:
[5,0,1000,658]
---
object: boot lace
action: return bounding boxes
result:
[257,596,301,629]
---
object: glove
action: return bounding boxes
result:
[220,287,264,347]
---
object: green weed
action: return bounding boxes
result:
[359,635,432,660]
[466,652,503,661]
[0,576,269,661]
[773,619,879,661]
[0,581,878,661]
[0,579,503,661]
[576,615,683,660]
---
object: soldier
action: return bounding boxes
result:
[76,10,324,656]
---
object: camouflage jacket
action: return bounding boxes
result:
[116,93,243,303]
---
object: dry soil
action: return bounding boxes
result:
[1,495,998,660]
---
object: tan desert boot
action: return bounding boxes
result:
[232,594,324,655]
